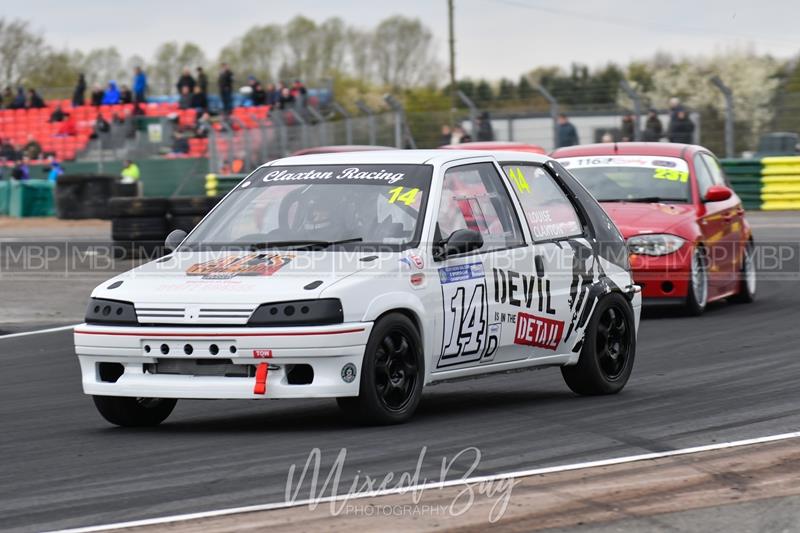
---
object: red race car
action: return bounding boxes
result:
[551,142,756,314]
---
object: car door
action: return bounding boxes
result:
[700,152,744,289]
[432,161,533,371]
[693,153,736,294]
[499,162,590,357]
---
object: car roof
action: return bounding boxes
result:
[440,141,546,154]
[267,149,551,167]
[551,142,704,160]
[290,145,396,156]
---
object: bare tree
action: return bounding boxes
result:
[81,47,125,87]
[0,18,46,87]
[371,16,441,90]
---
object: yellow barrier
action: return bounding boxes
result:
[760,157,800,210]
[205,173,218,197]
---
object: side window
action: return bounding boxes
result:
[501,164,583,241]
[700,153,726,186]
[693,154,714,197]
[436,162,524,252]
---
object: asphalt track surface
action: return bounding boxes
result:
[2,218,799,532]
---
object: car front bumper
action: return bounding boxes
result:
[74,322,373,399]
[630,251,692,301]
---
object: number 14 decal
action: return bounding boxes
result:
[440,283,487,366]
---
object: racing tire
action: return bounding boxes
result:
[337,313,424,425]
[111,216,169,241]
[168,196,220,216]
[730,241,756,304]
[561,292,636,395]
[684,246,708,316]
[109,197,169,218]
[92,396,177,427]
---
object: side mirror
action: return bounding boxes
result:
[165,229,187,251]
[704,185,733,203]
[435,229,483,260]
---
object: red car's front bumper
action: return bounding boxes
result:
[629,248,693,301]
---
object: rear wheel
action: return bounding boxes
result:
[730,241,756,303]
[685,246,708,316]
[561,292,636,395]
[337,313,423,425]
[92,396,177,427]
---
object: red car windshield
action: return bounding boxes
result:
[558,155,691,203]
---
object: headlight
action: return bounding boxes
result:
[627,234,686,256]
[85,298,139,325]
[248,298,343,326]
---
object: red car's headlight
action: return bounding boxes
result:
[627,234,686,256]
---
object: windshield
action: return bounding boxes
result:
[182,164,432,251]
[558,155,691,203]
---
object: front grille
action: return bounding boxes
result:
[135,304,257,325]
[145,359,255,377]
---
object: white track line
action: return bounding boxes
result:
[0,324,78,340]
[49,430,800,533]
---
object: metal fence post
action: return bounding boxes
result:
[384,94,417,149]
[535,84,559,149]
[306,106,328,146]
[208,128,219,172]
[710,75,735,158]
[269,109,288,156]
[288,109,310,149]
[356,100,377,146]
[457,90,478,136]
[619,79,643,141]
[251,113,269,163]
[228,117,251,170]
[331,102,353,145]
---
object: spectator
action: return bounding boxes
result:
[49,105,66,123]
[191,86,208,113]
[455,125,472,143]
[92,113,110,138]
[601,131,615,143]
[56,114,78,137]
[119,84,133,104]
[28,89,46,109]
[668,96,682,123]
[556,113,579,147]
[132,102,145,116]
[171,129,190,154]
[45,155,64,182]
[90,84,104,106]
[23,134,42,159]
[643,108,663,142]
[12,157,30,180]
[73,74,87,106]
[178,86,193,110]
[251,83,267,106]
[265,83,279,105]
[439,124,452,146]
[176,67,196,94]
[1,87,12,108]
[278,86,294,110]
[120,159,141,183]
[668,109,695,144]
[102,82,120,105]
[476,111,494,142]
[291,80,307,106]
[218,63,234,114]
[196,67,208,95]
[9,87,26,109]
[0,138,18,161]
[195,112,212,138]
[620,113,635,142]
[133,66,147,103]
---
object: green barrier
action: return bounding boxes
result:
[722,156,800,210]
[0,180,10,215]
[8,179,56,217]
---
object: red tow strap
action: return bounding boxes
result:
[254,363,268,395]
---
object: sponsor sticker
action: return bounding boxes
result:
[341,363,357,383]
[187,253,294,279]
[439,262,485,284]
[253,349,273,359]
[513,312,564,351]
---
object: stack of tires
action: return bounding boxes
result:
[109,198,169,258]
[55,175,116,219]
[168,197,220,234]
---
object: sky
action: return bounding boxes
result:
[5,0,800,80]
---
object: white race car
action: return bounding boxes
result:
[75,150,641,426]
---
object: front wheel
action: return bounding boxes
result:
[685,246,708,316]
[337,313,424,425]
[730,241,756,303]
[561,292,636,395]
[92,396,177,427]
